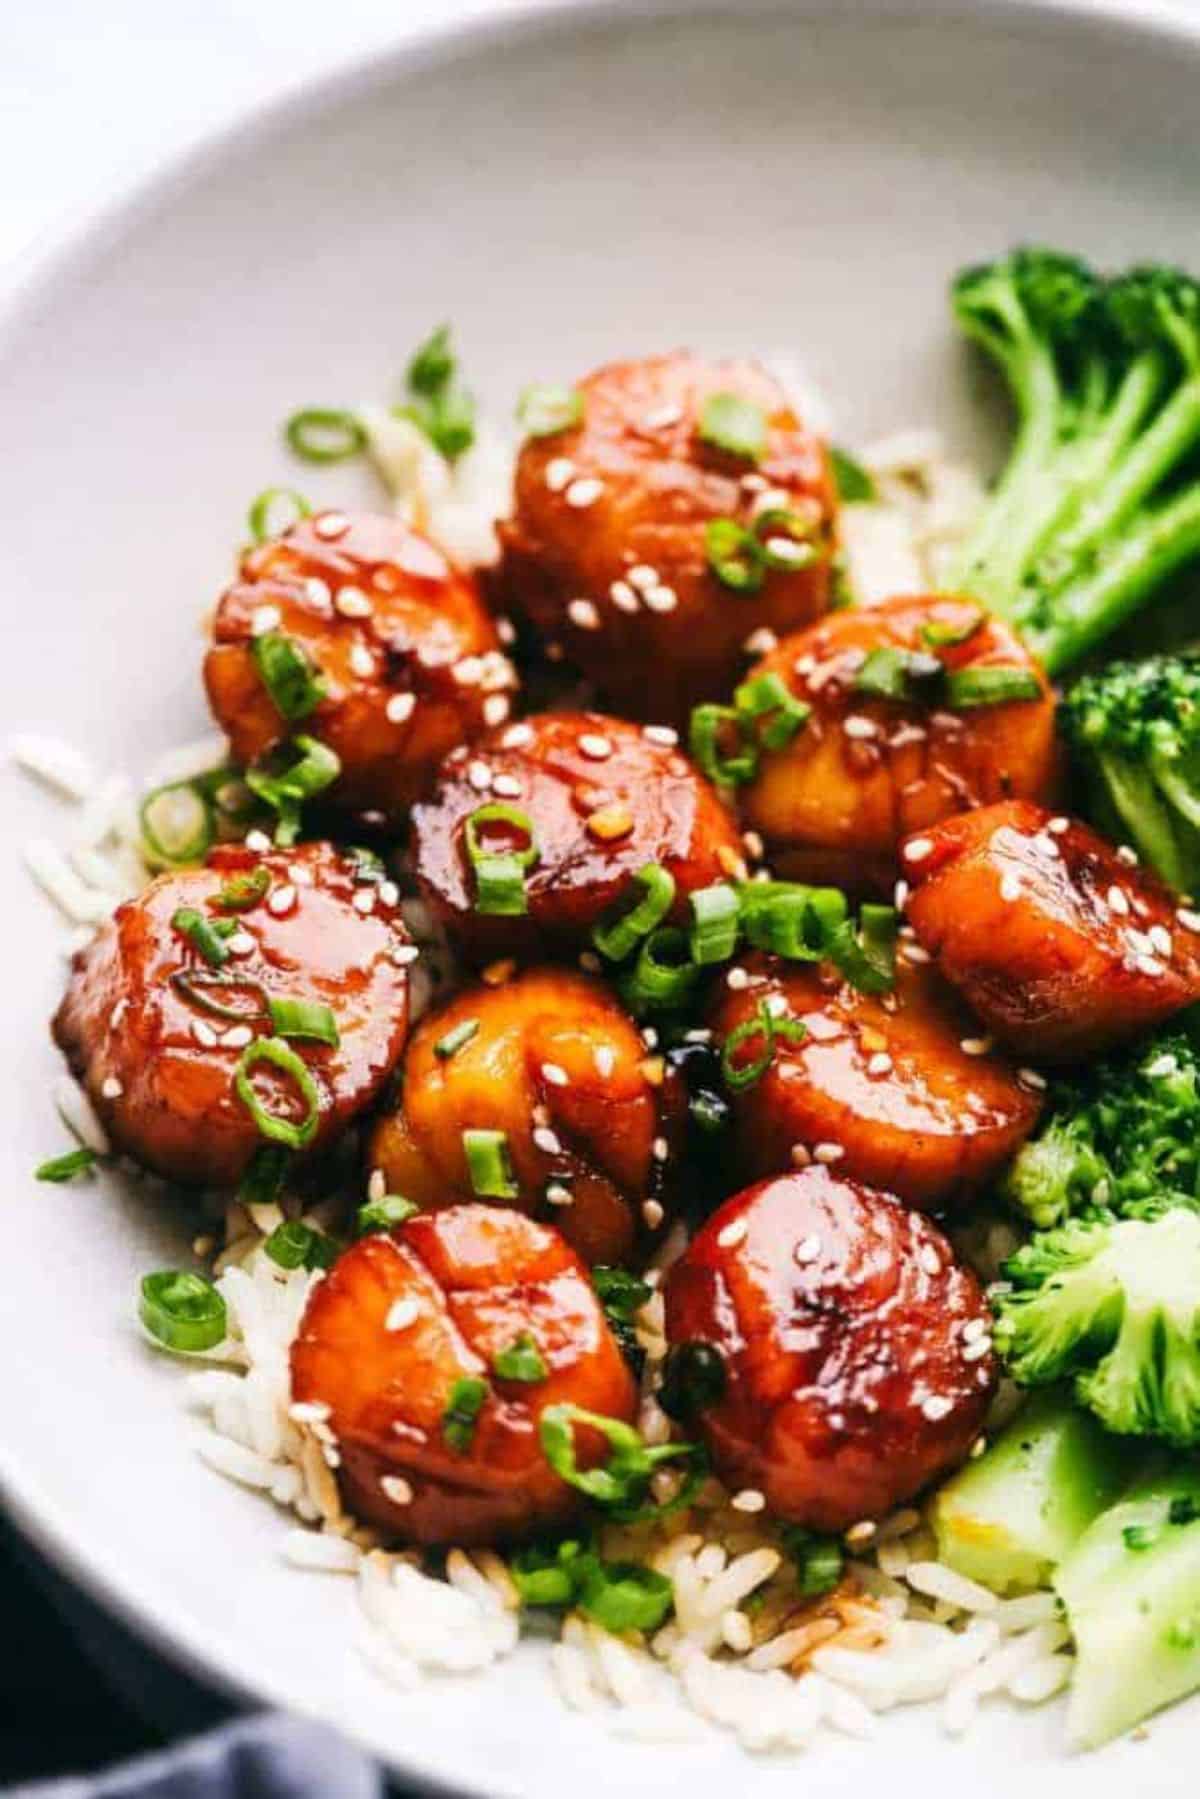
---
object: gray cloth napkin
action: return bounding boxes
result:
[10,1716,381,1799]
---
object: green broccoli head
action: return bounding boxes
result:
[1107,266,1200,377]
[993,1207,1200,1445]
[1001,1027,1200,1230]
[1061,652,1200,892]
[952,249,1100,368]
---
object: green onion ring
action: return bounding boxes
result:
[234,1037,321,1150]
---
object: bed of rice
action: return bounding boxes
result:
[12,389,1074,1754]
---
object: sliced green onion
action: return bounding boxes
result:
[592,1265,652,1376]
[464,804,538,917]
[738,881,849,960]
[463,1128,518,1199]
[754,506,820,571]
[943,665,1042,708]
[264,1219,339,1271]
[734,671,811,751]
[921,608,985,649]
[247,486,311,544]
[592,863,676,962]
[252,631,326,722]
[246,735,341,846]
[492,1333,549,1383]
[356,1194,418,1235]
[442,1375,488,1453]
[216,866,271,912]
[234,1037,321,1150]
[854,646,946,705]
[238,1143,290,1210]
[517,385,584,438]
[284,408,367,464]
[510,1539,588,1609]
[407,324,454,396]
[171,907,231,968]
[687,884,741,965]
[139,1270,227,1353]
[829,446,876,503]
[690,1091,730,1135]
[36,1147,97,1183]
[171,969,267,1023]
[780,1526,845,1596]
[435,1017,480,1059]
[827,903,898,996]
[721,1000,806,1092]
[698,392,767,462]
[576,1560,674,1634]
[689,703,758,786]
[539,1403,696,1509]
[619,926,702,1016]
[267,996,340,1047]
[345,844,386,885]
[658,1341,727,1420]
[704,517,765,592]
[140,782,214,868]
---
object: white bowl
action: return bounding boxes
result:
[3,3,1200,1793]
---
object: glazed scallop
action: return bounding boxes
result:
[290,1205,637,1546]
[411,709,744,961]
[708,952,1041,1210]
[498,351,836,725]
[663,1169,996,1530]
[52,842,411,1187]
[204,510,516,825]
[901,800,1200,1063]
[738,596,1059,893]
[369,968,683,1266]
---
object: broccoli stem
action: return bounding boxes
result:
[931,1391,1133,1594]
[1023,482,1200,673]
[1056,1461,1200,1748]
[1095,750,1195,892]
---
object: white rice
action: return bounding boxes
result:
[10,733,97,801]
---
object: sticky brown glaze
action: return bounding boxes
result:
[411,709,744,962]
[368,969,684,1266]
[662,1168,996,1530]
[290,1206,637,1546]
[901,799,1200,1064]
[204,510,517,825]
[498,352,836,726]
[739,596,1060,894]
[707,952,1041,1210]
[51,842,411,1187]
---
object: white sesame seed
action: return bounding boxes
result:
[567,598,601,631]
[496,616,516,645]
[192,1019,218,1049]
[643,1199,665,1229]
[1136,954,1165,977]
[101,1077,123,1100]
[501,722,534,750]
[867,1052,893,1077]
[642,584,678,614]
[1017,1067,1047,1091]
[922,1395,954,1422]
[814,1142,844,1164]
[492,774,521,799]
[1117,845,1139,866]
[222,1025,253,1050]
[963,1338,992,1362]
[742,830,764,860]
[373,881,397,909]
[385,1298,419,1333]
[1106,885,1130,916]
[642,724,678,747]
[541,1062,569,1087]
[641,402,684,430]
[1000,874,1022,903]
[380,1474,413,1506]
[352,888,376,915]
[335,586,373,619]
[845,1520,877,1548]
[1178,906,1200,933]
[960,1036,992,1057]
[349,644,375,678]
[578,732,613,761]
[609,579,639,613]
[533,1127,563,1157]
[386,692,416,725]
[545,457,575,492]
[731,1488,766,1514]
[545,1183,573,1206]
[1149,924,1173,956]
[843,715,878,741]
[919,1245,942,1277]
[641,1027,659,1049]
[453,656,484,687]
[627,564,658,591]
[289,863,315,887]
[467,760,492,792]
[565,476,604,509]
[893,880,909,911]
[594,1045,616,1078]
[267,883,297,917]
[483,693,511,727]
[110,999,129,1029]
[250,604,281,636]
[794,1234,821,1265]
[743,628,778,657]
[904,837,933,863]
[245,829,272,854]
[391,943,419,966]
[313,511,349,540]
[717,1217,748,1249]
[726,967,750,991]
[227,930,256,957]
[652,1136,669,1163]
[790,1143,811,1168]
[304,577,333,610]
[1048,816,1070,835]
[367,1168,386,1203]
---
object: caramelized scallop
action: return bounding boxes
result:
[901,800,1200,1063]
[499,351,835,725]
[411,709,743,962]
[707,952,1041,1210]
[51,842,411,1187]
[204,510,516,825]
[738,596,1059,893]
[368,968,684,1266]
[663,1169,996,1530]
[290,1205,637,1546]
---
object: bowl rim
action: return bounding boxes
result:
[5,0,1200,1781]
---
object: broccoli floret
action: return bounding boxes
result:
[993,1207,1200,1446]
[1061,653,1200,892]
[1001,1028,1200,1229]
[948,253,1200,674]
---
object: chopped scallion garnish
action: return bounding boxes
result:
[698,392,768,462]
[687,884,741,966]
[247,486,311,545]
[442,1375,488,1453]
[921,608,985,649]
[408,324,455,395]
[854,646,947,705]
[238,1143,290,1210]
[829,446,876,503]
[234,1037,321,1150]
[492,1333,549,1383]
[734,671,811,750]
[539,1403,696,1509]
[721,1000,807,1092]
[263,1219,339,1271]
[35,1147,98,1183]
[252,631,326,722]
[738,881,848,960]
[705,517,765,592]
[591,863,676,962]
[215,866,271,912]
[140,782,214,868]
[464,804,538,917]
[689,702,758,785]
[395,325,476,462]
[139,1270,227,1354]
[266,996,340,1047]
[827,903,898,996]
[435,1017,480,1059]
[171,969,267,1023]
[944,665,1043,707]
[355,1194,418,1235]
[284,408,368,464]
[618,926,702,1016]
[517,385,584,438]
[171,907,232,968]
[245,735,341,846]
[463,1127,518,1199]
[780,1525,845,1596]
